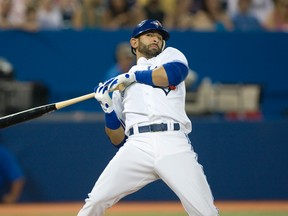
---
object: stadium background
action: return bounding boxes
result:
[0,30,288,204]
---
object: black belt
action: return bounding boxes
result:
[129,123,180,136]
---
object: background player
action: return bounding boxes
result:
[0,145,25,203]
[103,42,135,81]
[78,19,218,216]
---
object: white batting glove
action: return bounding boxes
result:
[94,83,113,113]
[104,72,136,92]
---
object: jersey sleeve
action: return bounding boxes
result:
[157,47,189,68]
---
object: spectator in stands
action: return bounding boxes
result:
[103,42,135,81]
[232,0,263,31]
[36,0,64,30]
[263,0,288,31]
[225,0,274,26]
[101,0,134,29]
[164,0,195,30]
[142,0,166,23]
[0,0,38,31]
[0,145,25,204]
[21,1,39,31]
[0,0,27,30]
[191,0,233,31]
[59,0,83,29]
[0,0,13,29]
[138,0,176,16]
[3,0,27,27]
[81,0,105,28]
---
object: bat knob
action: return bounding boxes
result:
[115,84,125,91]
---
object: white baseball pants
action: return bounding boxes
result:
[77,131,218,216]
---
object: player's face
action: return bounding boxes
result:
[137,31,163,58]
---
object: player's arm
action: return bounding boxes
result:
[104,111,126,147]
[106,61,188,92]
[94,84,126,148]
[136,61,189,87]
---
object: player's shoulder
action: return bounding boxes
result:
[163,47,183,54]
[159,47,188,66]
[161,47,187,59]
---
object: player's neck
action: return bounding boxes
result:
[136,53,155,61]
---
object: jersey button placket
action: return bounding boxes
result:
[144,89,152,114]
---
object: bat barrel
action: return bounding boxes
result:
[0,92,95,129]
[0,104,56,129]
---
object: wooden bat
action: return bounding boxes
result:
[0,84,125,129]
[0,93,95,129]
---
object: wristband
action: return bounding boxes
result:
[135,70,154,86]
[105,111,121,130]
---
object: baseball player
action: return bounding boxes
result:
[77,19,218,216]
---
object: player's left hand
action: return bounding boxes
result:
[94,83,113,113]
[105,72,136,92]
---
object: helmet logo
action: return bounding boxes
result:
[151,20,162,27]
[138,20,146,27]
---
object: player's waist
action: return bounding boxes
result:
[128,122,181,136]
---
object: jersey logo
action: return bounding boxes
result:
[153,86,176,96]
[147,66,176,95]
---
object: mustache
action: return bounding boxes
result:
[149,43,160,49]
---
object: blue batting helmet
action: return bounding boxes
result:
[131,19,170,41]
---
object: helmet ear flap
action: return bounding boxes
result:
[162,40,166,52]
[131,47,136,55]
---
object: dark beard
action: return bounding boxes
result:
[138,41,161,58]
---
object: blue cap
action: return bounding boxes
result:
[131,19,170,41]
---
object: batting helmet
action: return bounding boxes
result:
[131,19,170,41]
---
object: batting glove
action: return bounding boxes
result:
[94,83,113,113]
[105,72,136,92]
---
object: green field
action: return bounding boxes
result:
[1,202,287,216]
[106,213,288,216]
[4,211,288,216]
[9,212,287,216]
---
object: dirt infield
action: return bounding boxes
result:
[0,201,288,215]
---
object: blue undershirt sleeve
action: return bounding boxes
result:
[162,62,188,86]
[105,111,121,130]
[105,111,126,148]
[134,70,154,86]
[134,62,188,87]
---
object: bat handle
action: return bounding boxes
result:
[55,93,95,110]
[55,84,125,110]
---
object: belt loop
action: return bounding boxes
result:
[133,125,139,134]
[167,122,173,131]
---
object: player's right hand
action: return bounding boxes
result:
[104,72,136,92]
[94,83,113,114]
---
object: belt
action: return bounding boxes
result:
[129,123,180,136]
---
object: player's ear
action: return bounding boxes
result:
[130,38,138,50]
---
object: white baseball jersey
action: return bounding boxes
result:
[77,46,218,216]
[112,47,192,135]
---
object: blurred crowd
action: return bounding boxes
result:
[0,0,287,32]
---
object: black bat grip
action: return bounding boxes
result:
[0,104,56,129]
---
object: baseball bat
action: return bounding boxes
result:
[0,92,95,129]
[0,83,125,129]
